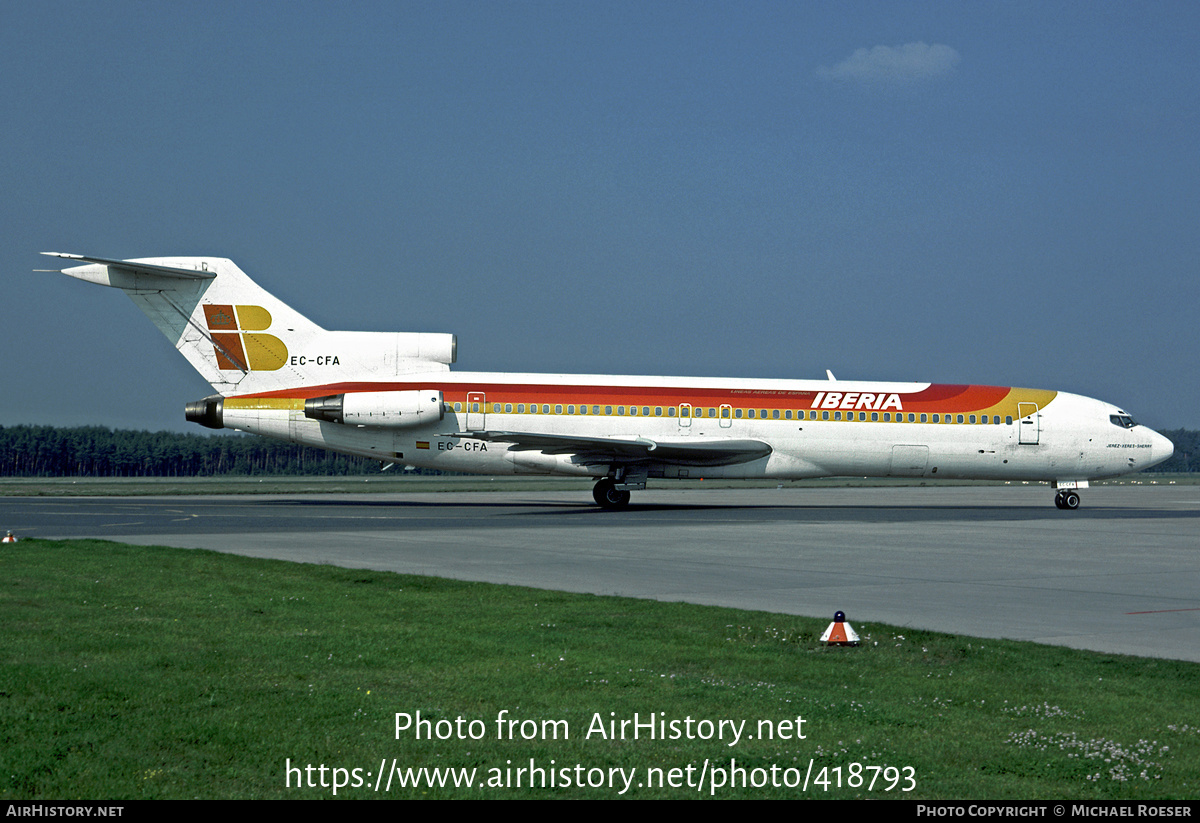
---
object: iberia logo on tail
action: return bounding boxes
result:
[203,304,288,371]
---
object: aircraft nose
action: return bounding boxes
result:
[1148,430,1174,468]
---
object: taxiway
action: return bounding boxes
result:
[4,484,1197,661]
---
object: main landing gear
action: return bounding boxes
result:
[1054,490,1081,510]
[592,478,631,510]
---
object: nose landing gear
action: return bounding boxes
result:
[1054,490,1081,510]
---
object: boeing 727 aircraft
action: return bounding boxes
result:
[42,253,1174,509]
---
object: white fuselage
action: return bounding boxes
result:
[219,371,1174,484]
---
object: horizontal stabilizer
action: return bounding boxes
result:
[41,252,217,280]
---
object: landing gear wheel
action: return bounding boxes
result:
[1054,490,1080,510]
[593,479,631,510]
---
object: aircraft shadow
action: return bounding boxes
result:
[254,497,1197,524]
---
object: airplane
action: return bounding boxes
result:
[41,252,1174,510]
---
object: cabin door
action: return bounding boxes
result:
[467,392,486,431]
[1017,402,1040,445]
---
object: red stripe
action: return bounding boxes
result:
[236,381,1021,413]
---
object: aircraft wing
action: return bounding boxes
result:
[441,430,771,467]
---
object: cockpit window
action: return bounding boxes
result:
[1109,414,1137,429]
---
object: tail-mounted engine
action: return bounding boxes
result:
[185,395,224,429]
[304,390,444,428]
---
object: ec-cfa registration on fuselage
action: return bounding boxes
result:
[41,253,1173,509]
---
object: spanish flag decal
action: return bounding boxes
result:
[203,304,288,371]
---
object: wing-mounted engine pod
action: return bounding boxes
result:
[185,395,224,429]
[304,390,444,428]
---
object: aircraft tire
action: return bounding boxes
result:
[1054,492,1066,509]
[593,479,631,510]
[1061,491,1080,510]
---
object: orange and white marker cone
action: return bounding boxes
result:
[820,610,859,646]
[2,530,17,543]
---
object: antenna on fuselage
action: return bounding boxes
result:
[826,370,837,381]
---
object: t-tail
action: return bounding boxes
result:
[41,253,456,401]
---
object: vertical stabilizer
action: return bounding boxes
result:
[43,253,455,396]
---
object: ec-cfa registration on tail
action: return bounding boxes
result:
[42,253,1174,509]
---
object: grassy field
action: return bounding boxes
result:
[2,539,1197,799]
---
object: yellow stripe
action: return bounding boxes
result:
[224,397,304,411]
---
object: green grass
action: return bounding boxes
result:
[2,539,1197,799]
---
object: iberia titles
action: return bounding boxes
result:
[811,391,902,411]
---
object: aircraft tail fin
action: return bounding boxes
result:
[43,253,455,396]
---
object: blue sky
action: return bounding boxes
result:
[4,1,1198,430]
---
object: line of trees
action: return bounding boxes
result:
[1154,429,1198,473]
[0,425,382,477]
[0,424,1194,477]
